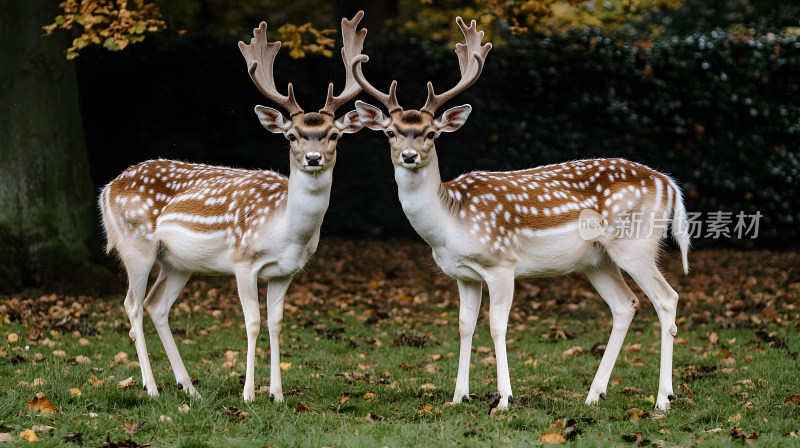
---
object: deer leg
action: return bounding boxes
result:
[235,268,261,403]
[143,265,197,398]
[453,279,482,404]
[486,271,515,410]
[122,255,158,396]
[612,247,680,411]
[265,276,292,403]
[583,261,638,405]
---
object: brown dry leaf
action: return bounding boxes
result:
[26,394,60,414]
[52,350,66,357]
[75,355,91,364]
[19,429,37,442]
[178,404,190,413]
[678,383,694,397]
[399,363,415,371]
[476,346,492,354]
[310,372,323,379]
[279,362,292,371]
[626,408,645,421]
[625,342,642,353]
[632,358,645,366]
[621,432,646,444]
[784,395,800,405]
[417,403,440,414]
[69,388,82,396]
[611,377,622,386]
[430,354,443,362]
[562,346,583,359]
[117,377,136,388]
[294,402,309,414]
[0,433,13,442]
[709,332,719,344]
[88,375,104,387]
[159,414,172,423]
[114,351,129,363]
[481,356,497,367]
[423,363,439,373]
[538,433,566,444]
[362,392,377,400]
[728,413,742,422]
[221,406,248,422]
[119,420,146,438]
[357,363,371,370]
[78,338,90,346]
[8,333,19,344]
[420,383,436,390]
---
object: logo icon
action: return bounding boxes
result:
[578,209,607,241]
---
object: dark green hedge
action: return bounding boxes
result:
[81,27,800,247]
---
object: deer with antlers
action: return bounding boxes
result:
[352,17,689,411]
[99,12,366,402]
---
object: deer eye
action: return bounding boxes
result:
[288,134,297,141]
[330,133,338,141]
[387,130,395,138]
[427,131,435,139]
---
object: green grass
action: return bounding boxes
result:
[1,243,799,447]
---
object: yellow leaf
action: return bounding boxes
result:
[69,388,82,396]
[279,362,292,371]
[538,433,565,444]
[357,363,371,370]
[8,333,18,343]
[362,392,377,400]
[26,395,60,414]
[19,429,38,442]
[728,413,742,422]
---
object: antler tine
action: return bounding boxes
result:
[351,54,401,113]
[319,10,367,116]
[238,21,304,116]
[420,16,492,116]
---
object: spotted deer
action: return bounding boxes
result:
[99,12,367,402]
[352,17,690,411]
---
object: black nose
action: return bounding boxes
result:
[402,151,417,164]
[306,153,321,166]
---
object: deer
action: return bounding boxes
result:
[98,11,366,403]
[351,16,690,411]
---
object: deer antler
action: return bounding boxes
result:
[351,55,402,114]
[319,11,367,116]
[238,21,304,117]
[420,17,492,116]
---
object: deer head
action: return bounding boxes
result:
[351,16,491,170]
[238,11,367,172]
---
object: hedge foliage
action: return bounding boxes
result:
[80,27,800,247]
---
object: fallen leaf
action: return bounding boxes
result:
[626,408,645,421]
[69,388,82,396]
[26,394,60,414]
[562,346,584,359]
[19,429,37,442]
[728,413,742,422]
[632,358,645,366]
[119,420,146,438]
[295,402,309,414]
[538,433,566,444]
[357,363,371,370]
[221,406,248,422]
[420,383,436,390]
[114,351,129,363]
[31,425,55,434]
[75,355,91,364]
[784,395,800,405]
[362,392,377,400]
[159,415,172,423]
[117,377,136,389]
[709,332,719,344]
[279,362,292,371]
[52,350,66,357]
[476,346,492,354]
[88,375,104,387]
[0,433,13,442]
[8,333,19,344]
[178,404,190,413]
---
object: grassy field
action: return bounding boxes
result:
[1,238,799,447]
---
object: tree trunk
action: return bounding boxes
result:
[0,1,112,292]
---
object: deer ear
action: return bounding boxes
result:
[355,100,390,130]
[334,110,364,134]
[255,106,292,133]
[434,104,472,132]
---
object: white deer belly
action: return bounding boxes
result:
[154,225,237,274]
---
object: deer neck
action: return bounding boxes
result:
[281,166,334,242]
[394,149,453,248]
